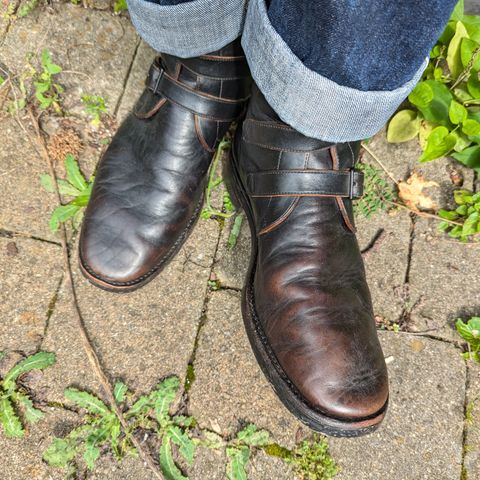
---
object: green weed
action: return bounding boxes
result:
[456,316,480,362]
[113,0,128,13]
[40,154,94,232]
[353,162,396,218]
[81,94,107,128]
[387,0,480,173]
[438,189,480,240]
[0,352,56,437]
[34,49,63,113]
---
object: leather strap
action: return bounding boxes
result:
[246,169,364,199]
[242,119,332,152]
[178,54,250,79]
[146,62,247,121]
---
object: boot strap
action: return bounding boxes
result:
[246,169,364,199]
[146,61,248,121]
[175,54,251,79]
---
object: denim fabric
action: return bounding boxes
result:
[126,0,454,141]
[267,0,457,91]
[126,0,247,57]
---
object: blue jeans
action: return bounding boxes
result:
[126,0,457,141]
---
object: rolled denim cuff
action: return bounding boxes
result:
[127,0,247,58]
[242,0,428,142]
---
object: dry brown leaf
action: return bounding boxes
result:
[398,172,438,211]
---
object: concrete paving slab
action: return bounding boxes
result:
[189,289,313,449]
[0,117,61,241]
[0,236,62,354]
[189,289,466,479]
[116,40,156,123]
[462,362,480,480]
[0,408,75,480]
[329,332,466,480]
[0,4,137,117]
[38,216,220,404]
[356,210,411,325]
[408,219,480,340]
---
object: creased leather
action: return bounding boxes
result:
[235,85,389,420]
[79,40,251,288]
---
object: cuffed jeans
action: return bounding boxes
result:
[126,0,457,142]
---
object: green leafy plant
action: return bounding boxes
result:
[113,0,128,13]
[41,154,94,232]
[0,352,56,438]
[286,435,339,480]
[438,189,480,240]
[387,0,480,171]
[201,138,236,221]
[81,94,108,128]
[456,316,480,363]
[44,377,196,477]
[34,49,63,113]
[17,0,40,18]
[225,424,270,480]
[353,162,397,218]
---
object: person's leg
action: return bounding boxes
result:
[79,0,250,291]
[242,0,457,142]
[127,0,246,57]
[227,0,457,436]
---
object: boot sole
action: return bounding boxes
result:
[78,193,205,294]
[225,141,388,438]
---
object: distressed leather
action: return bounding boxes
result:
[79,40,251,289]
[234,85,389,421]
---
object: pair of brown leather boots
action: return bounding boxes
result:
[79,40,388,437]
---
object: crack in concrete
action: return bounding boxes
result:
[181,221,224,406]
[0,227,62,246]
[38,274,65,350]
[460,361,472,480]
[113,36,141,118]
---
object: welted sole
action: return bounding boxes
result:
[225,142,388,438]
[78,194,205,294]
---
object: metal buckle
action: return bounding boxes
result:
[147,61,164,95]
[348,169,363,199]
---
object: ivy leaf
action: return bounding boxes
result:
[0,397,24,437]
[168,425,195,465]
[159,434,188,480]
[462,211,479,235]
[64,154,87,191]
[3,351,56,390]
[408,82,434,108]
[419,126,457,162]
[462,118,480,136]
[64,388,110,416]
[438,209,459,221]
[43,438,77,467]
[461,37,480,69]
[113,382,128,404]
[387,110,420,143]
[467,70,480,98]
[153,377,180,425]
[451,0,464,22]
[447,21,469,79]
[226,446,250,480]
[452,145,480,172]
[449,100,468,124]
[412,80,453,126]
[236,424,271,447]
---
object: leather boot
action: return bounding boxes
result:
[79,40,251,291]
[225,85,389,437]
